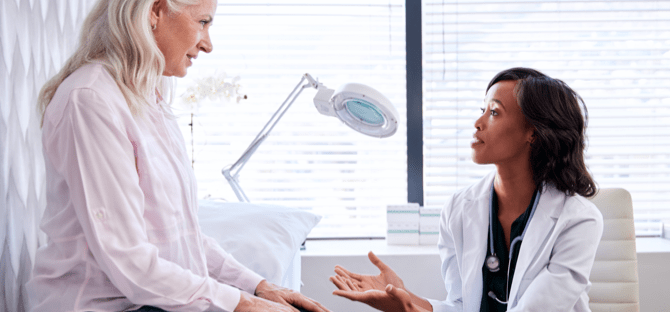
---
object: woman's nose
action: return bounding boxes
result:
[199,33,213,53]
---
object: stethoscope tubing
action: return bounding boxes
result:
[486,181,541,304]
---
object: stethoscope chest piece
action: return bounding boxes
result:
[486,254,500,272]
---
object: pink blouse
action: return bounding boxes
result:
[26,63,264,312]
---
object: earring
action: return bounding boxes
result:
[152,24,156,30]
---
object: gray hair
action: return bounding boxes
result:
[38,0,200,124]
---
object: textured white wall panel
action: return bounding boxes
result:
[0,0,94,311]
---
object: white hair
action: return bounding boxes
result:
[38,0,200,125]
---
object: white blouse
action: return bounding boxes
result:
[26,63,264,312]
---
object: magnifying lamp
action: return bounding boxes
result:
[222,73,399,202]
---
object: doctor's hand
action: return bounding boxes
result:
[254,279,331,312]
[330,251,405,293]
[333,284,430,312]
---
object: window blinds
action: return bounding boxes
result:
[422,0,670,236]
[174,1,407,238]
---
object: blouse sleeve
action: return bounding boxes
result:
[201,233,265,294]
[44,88,243,312]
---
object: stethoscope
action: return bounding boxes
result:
[485,181,541,305]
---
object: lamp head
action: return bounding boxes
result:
[313,82,399,138]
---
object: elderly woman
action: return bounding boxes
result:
[330,68,604,312]
[25,1,328,311]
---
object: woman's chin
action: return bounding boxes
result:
[162,67,188,78]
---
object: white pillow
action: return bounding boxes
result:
[198,200,321,285]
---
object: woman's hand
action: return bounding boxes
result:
[254,280,331,312]
[333,284,429,312]
[330,251,405,293]
[234,291,297,312]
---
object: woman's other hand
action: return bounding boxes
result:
[253,280,331,312]
[330,251,405,293]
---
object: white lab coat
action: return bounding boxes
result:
[427,171,603,312]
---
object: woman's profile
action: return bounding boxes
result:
[26,1,329,311]
[330,67,603,312]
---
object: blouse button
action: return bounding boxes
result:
[94,210,105,221]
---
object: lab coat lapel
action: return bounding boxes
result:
[508,186,563,305]
[460,190,490,310]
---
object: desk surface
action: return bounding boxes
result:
[635,237,670,253]
[301,237,670,257]
[301,238,436,257]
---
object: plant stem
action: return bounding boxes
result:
[190,112,194,169]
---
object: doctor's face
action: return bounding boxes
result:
[471,80,535,166]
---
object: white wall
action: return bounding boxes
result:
[637,252,670,312]
[301,239,670,312]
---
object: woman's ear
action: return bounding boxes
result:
[149,0,163,28]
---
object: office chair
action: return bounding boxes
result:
[587,188,640,311]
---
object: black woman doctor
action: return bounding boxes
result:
[329,67,604,312]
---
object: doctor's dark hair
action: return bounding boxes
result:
[487,67,597,197]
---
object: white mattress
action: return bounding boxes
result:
[281,250,302,292]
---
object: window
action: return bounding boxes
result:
[175,1,407,238]
[422,0,670,236]
[179,1,670,239]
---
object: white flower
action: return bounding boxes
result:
[181,73,247,109]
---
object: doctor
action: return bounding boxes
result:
[330,67,604,311]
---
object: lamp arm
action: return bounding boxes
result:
[222,73,322,202]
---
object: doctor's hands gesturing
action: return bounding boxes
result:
[331,251,405,293]
[332,283,429,312]
[329,251,431,312]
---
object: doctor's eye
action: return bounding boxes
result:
[480,107,486,114]
[490,109,498,116]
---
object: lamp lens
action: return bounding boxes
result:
[344,99,385,126]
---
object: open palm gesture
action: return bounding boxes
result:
[330,251,405,293]
[331,280,428,312]
[330,251,430,312]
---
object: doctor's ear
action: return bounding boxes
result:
[527,130,537,144]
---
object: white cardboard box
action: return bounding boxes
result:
[387,222,419,245]
[419,207,441,230]
[387,203,420,223]
[419,223,440,245]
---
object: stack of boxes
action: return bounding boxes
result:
[386,204,442,245]
[419,207,441,245]
[386,203,420,245]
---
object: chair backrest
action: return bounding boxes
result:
[587,188,640,312]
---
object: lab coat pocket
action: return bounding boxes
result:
[515,263,543,299]
[518,276,534,296]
